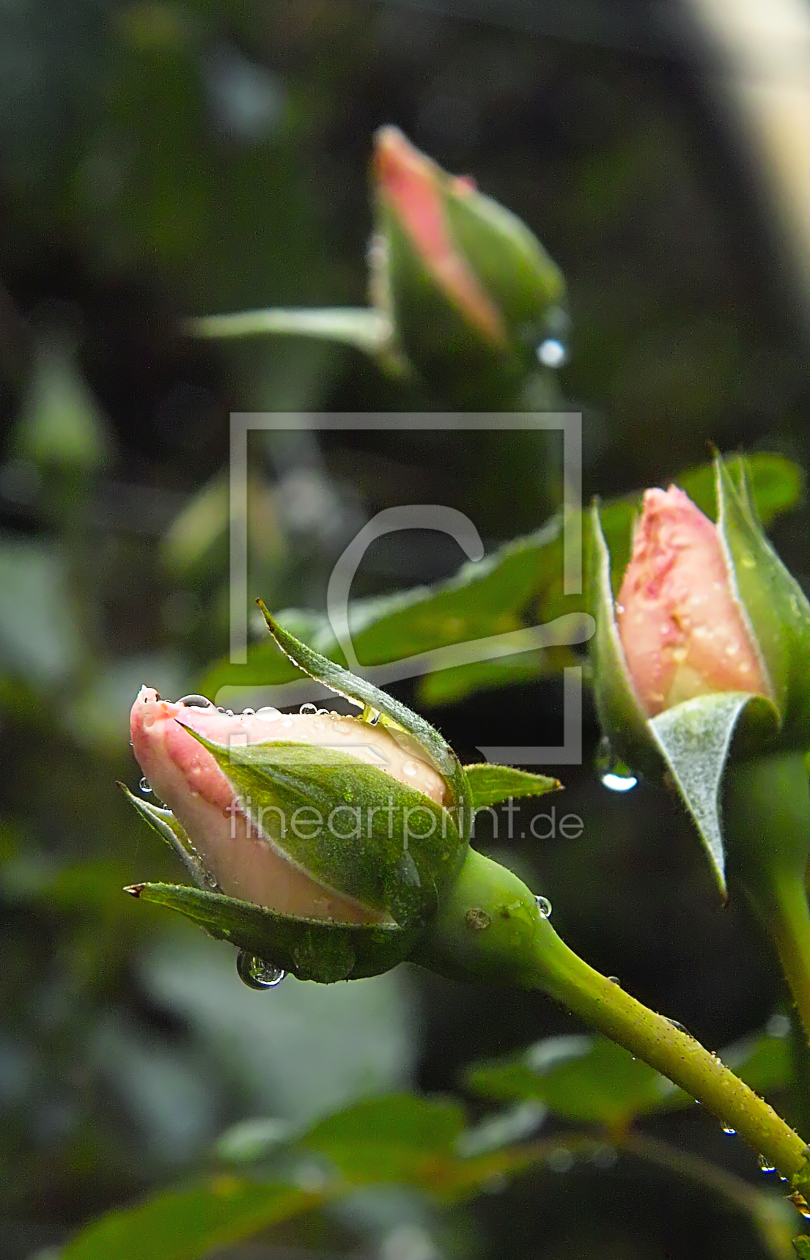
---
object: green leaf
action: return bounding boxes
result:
[464,1034,684,1127]
[184,306,392,355]
[126,883,414,982]
[203,517,565,700]
[723,1026,792,1096]
[62,1179,319,1260]
[299,1093,465,1187]
[464,764,560,810]
[649,692,779,894]
[200,454,801,708]
[793,1237,810,1258]
[416,651,559,705]
[464,1023,793,1129]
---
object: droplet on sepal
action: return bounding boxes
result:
[596,736,638,792]
[236,951,286,990]
[535,895,552,918]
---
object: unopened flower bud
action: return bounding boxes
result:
[616,486,770,716]
[591,455,810,893]
[130,690,457,930]
[370,126,564,405]
[125,612,562,985]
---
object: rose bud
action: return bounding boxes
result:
[615,485,770,717]
[591,453,810,896]
[124,612,559,987]
[129,690,453,929]
[370,126,565,406]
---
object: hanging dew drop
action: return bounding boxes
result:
[236,950,286,990]
[536,338,568,369]
[139,777,152,794]
[758,1155,776,1173]
[722,1126,736,1136]
[535,896,552,918]
[595,736,638,792]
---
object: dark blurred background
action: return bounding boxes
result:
[2,0,810,1257]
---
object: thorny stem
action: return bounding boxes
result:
[421,849,810,1178]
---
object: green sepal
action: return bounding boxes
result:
[589,501,660,777]
[445,188,564,343]
[414,847,554,988]
[125,883,415,982]
[120,784,209,889]
[715,454,810,748]
[463,765,560,810]
[182,727,464,929]
[258,604,474,840]
[649,692,780,894]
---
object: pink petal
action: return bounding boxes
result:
[616,486,769,716]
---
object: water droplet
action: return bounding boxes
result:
[280,717,293,728]
[596,736,638,792]
[242,707,255,716]
[535,896,552,918]
[667,1018,687,1033]
[256,707,281,721]
[178,694,214,708]
[537,338,568,368]
[139,777,152,793]
[299,703,318,715]
[758,1154,776,1173]
[402,761,419,777]
[722,1126,736,1135]
[607,976,621,986]
[317,708,330,716]
[217,706,226,713]
[236,951,286,990]
[225,709,234,717]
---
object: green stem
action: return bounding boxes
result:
[725,753,810,1047]
[768,881,810,1049]
[419,849,809,1177]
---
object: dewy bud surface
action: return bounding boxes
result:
[617,486,770,716]
[130,689,449,925]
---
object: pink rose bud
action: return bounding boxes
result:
[130,690,449,926]
[370,126,564,405]
[616,486,770,716]
[373,126,507,346]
